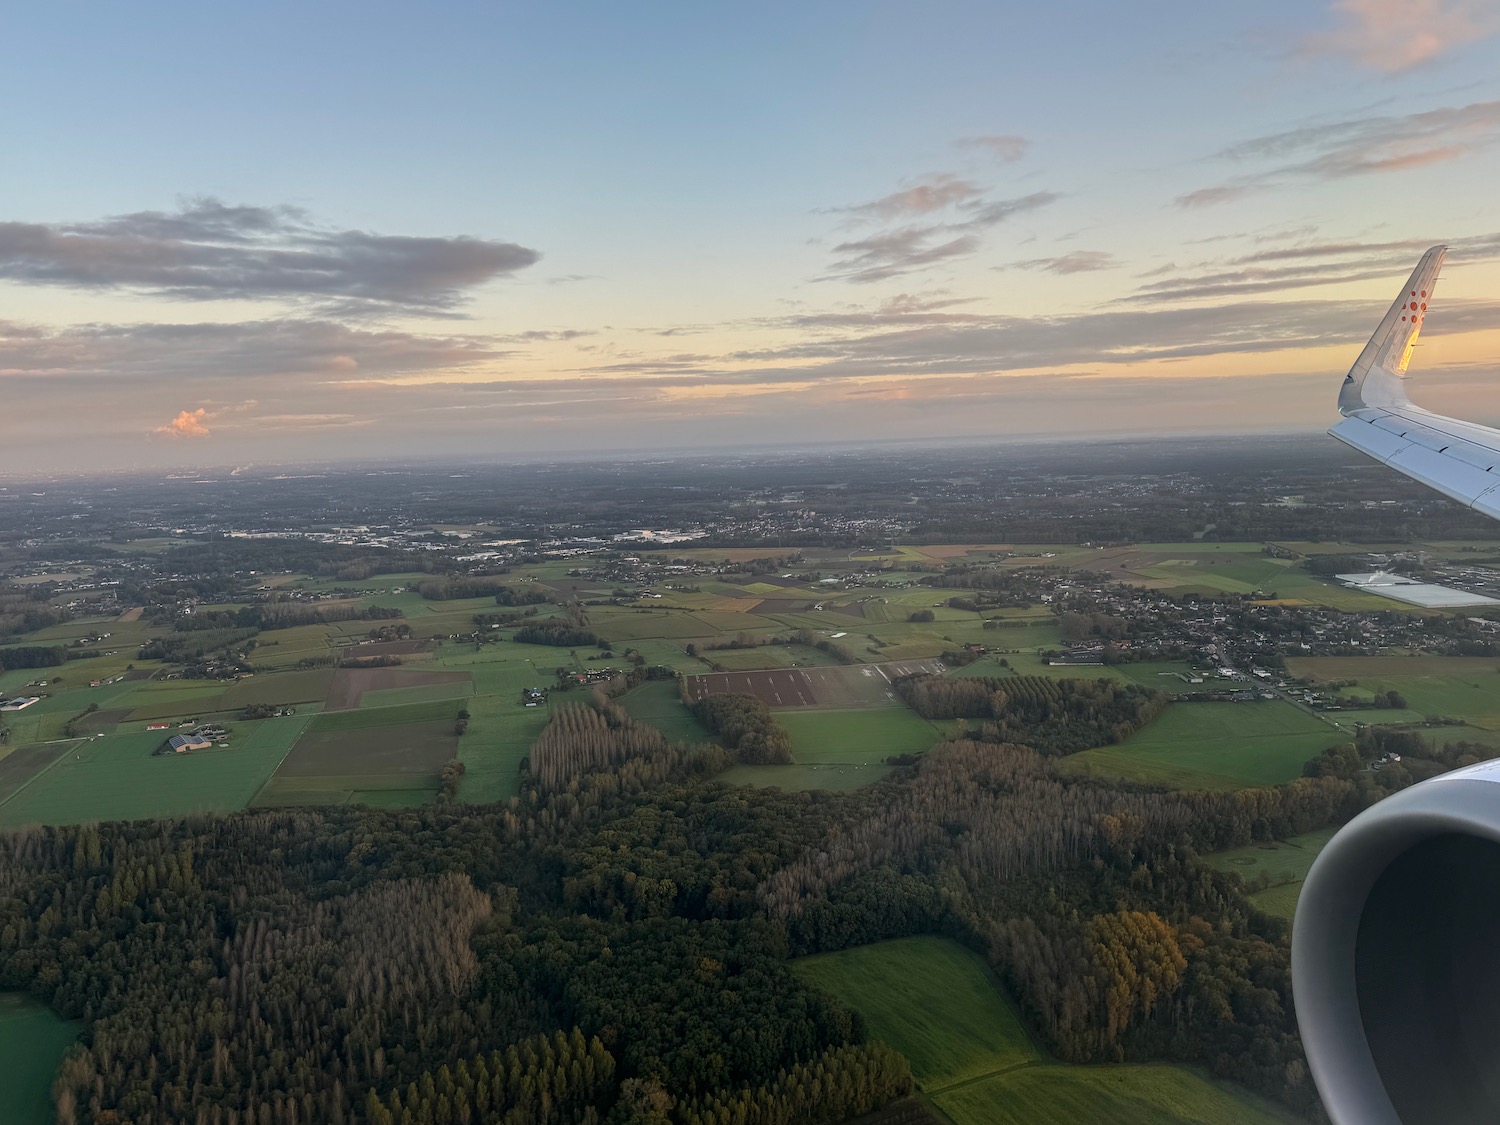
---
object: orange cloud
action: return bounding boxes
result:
[1306,0,1499,72]
[155,408,211,438]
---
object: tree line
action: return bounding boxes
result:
[688,694,793,764]
[894,674,1168,754]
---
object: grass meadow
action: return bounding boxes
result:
[793,936,1039,1089]
[933,1063,1296,1125]
[0,718,308,828]
[777,707,943,763]
[792,935,1292,1124]
[1286,656,1500,729]
[1203,827,1339,923]
[1059,701,1341,790]
[0,992,80,1125]
[620,680,715,744]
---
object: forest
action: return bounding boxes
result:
[0,669,1370,1124]
[893,674,1168,754]
[687,695,794,765]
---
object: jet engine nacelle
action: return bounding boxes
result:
[1293,761,1500,1124]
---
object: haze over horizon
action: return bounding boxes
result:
[6,0,1500,472]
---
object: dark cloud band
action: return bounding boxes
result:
[0,198,540,311]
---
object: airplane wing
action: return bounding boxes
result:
[1329,245,1500,519]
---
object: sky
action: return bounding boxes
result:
[5,0,1500,472]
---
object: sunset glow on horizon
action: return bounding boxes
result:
[5,0,1500,471]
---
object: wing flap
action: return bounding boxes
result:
[1332,409,1500,513]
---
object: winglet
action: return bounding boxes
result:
[1338,245,1447,416]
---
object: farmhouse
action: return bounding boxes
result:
[160,733,212,755]
[0,696,40,711]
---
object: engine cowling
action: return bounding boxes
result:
[1293,761,1500,1124]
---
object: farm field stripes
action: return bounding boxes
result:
[358,681,473,709]
[0,741,80,807]
[309,698,468,732]
[254,719,459,807]
[324,667,472,711]
[682,659,944,709]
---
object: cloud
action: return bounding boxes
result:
[956,135,1029,162]
[1010,250,1118,274]
[833,175,986,222]
[826,228,981,284]
[1175,100,1500,207]
[822,191,1061,283]
[155,408,211,438]
[1121,234,1500,303]
[1303,0,1500,72]
[0,197,540,312]
[723,293,1500,382]
[954,192,1061,230]
[0,317,506,382]
[1175,185,1256,210]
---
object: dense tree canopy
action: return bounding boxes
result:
[0,689,1381,1122]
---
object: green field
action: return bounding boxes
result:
[777,707,943,763]
[703,644,844,671]
[1287,656,1500,729]
[620,680,715,744]
[1203,827,1339,922]
[1060,701,1341,790]
[455,691,551,803]
[119,668,337,722]
[307,699,466,733]
[933,1063,1295,1125]
[1247,883,1303,921]
[358,680,473,709]
[793,937,1039,1089]
[792,936,1291,1124]
[0,992,80,1124]
[220,669,336,707]
[417,642,557,802]
[0,717,307,828]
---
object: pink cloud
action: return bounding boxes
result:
[1305,0,1499,72]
